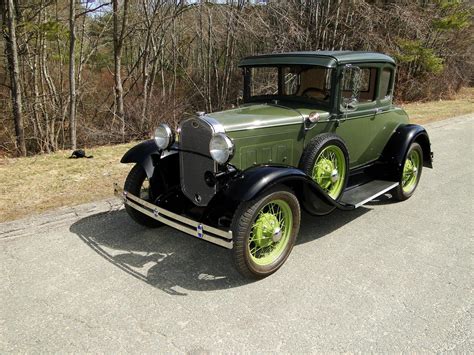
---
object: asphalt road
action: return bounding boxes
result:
[1,115,473,352]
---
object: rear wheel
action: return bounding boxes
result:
[231,186,301,279]
[124,164,162,227]
[392,142,423,201]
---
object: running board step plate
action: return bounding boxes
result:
[340,180,399,208]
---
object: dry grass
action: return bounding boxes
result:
[0,88,473,223]
[402,87,474,124]
[0,143,135,222]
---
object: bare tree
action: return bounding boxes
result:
[1,0,26,156]
[112,0,129,141]
[0,0,471,156]
[68,0,77,149]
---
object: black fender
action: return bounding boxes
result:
[121,140,178,178]
[381,124,433,180]
[121,140,180,202]
[218,165,354,214]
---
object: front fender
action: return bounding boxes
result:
[381,124,433,179]
[219,165,354,214]
[121,140,177,178]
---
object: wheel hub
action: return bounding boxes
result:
[253,213,280,248]
[315,158,335,186]
[315,161,340,186]
[311,144,346,200]
[272,227,282,242]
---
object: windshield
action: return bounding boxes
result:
[245,65,333,105]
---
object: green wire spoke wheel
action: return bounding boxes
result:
[248,199,293,266]
[312,145,347,199]
[231,185,301,279]
[392,142,424,201]
[401,148,421,193]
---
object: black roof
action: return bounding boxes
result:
[239,51,396,67]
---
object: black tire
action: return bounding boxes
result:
[124,164,162,228]
[231,185,301,279]
[299,133,349,215]
[392,142,423,201]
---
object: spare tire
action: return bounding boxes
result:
[299,133,349,215]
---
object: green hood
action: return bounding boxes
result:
[207,103,329,132]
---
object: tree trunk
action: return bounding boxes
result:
[112,0,129,142]
[68,0,77,149]
[2,0,26,156]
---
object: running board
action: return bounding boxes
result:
[340,180,399,208]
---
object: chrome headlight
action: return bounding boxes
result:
[209,133,234,164]
[153,124,174,150]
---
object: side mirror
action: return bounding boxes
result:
[304,111,321,130]
[341,64,361,112]
[342,97,358,111]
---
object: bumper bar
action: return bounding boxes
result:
[114,184,233,249]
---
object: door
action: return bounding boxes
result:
[335,65,380,168]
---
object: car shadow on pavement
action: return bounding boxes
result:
[364,193,396,206]
[70,206,370,296]
[298,207,370,245]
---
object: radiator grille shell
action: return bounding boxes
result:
[179,116,223,206]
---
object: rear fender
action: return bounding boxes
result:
[381,124,433,179]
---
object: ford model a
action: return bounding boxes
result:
[114,51,433,278]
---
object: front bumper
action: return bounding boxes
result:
[114,184,233,249]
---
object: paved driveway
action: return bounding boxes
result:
[1,115,472,352]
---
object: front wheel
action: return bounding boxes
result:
[231,185,301,279]
[392,142,423,201]
[124,164,162,228]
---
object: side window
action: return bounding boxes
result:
[379,68,393,100]
[341,67,377,103]
[282,67,300,95]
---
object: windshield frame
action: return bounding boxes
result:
[242,65,335,109]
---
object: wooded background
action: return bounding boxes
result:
[0,0,472,156]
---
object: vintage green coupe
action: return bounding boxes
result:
[115,51,433,278]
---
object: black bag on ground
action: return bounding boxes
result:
[69,149,93,159]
